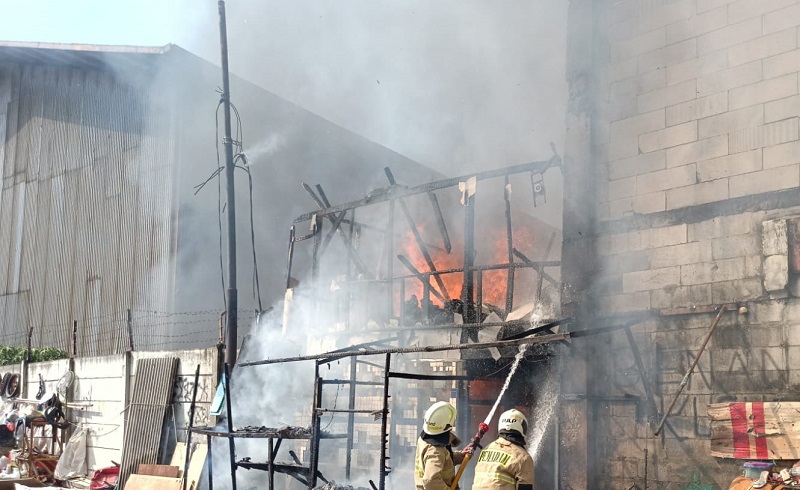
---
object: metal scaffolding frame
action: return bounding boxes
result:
[190,157,567,490]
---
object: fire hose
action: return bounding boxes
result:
[450,422,489,490]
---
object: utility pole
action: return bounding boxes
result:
[218,0,239,367]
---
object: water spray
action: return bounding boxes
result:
[450,345,529,490]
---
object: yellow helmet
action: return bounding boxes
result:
[423,401,456,435]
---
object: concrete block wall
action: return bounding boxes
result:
[596,0,800,221]
[585,0,800,487]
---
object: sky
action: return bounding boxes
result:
[0,0,569,225]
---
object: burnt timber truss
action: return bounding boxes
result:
[190,155,568,490]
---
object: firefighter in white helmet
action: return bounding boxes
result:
[415,401,467,490]
[472,409,534,490]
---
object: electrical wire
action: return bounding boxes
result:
[234,160,264,312]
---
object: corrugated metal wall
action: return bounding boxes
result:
[0,63,175,356]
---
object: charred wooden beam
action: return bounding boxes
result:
[238,332,571,367]
[301,183,370,276]
[397,255,447,304]
[504,175,514,314]
[428,192,451,253]
[385,167,451,301]
[294,158,560,223]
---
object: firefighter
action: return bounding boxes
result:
[415,401,467,490]
[472,409,534,490]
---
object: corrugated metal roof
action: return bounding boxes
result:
[0,41,173,75]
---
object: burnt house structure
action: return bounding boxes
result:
[0,41,441,356]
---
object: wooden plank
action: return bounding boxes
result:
[169,442,207,490]
[708,402,800,459]
[136,464,180,478]
[123,474,182,490]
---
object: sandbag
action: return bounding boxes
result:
[54,427,87,480]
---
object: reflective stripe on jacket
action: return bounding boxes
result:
[472,437,534,490]
[415,437,462,490]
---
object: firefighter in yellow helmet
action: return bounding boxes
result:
[472,409,534,490]
[415,401,467,490]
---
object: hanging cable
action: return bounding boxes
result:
[234,158,264,311]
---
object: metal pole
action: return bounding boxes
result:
[653,306,728,435]
[183,365,200,490]
[309,362,323,489]
[218,0,239,367]
[223,364,237,490]
[379,353,391,490]
[72,320,78,358]
[346,357,357,480]
[207,434,214,490]
[126,308,134,352]
[268,438,275,490]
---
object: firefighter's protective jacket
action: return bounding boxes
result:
[415,433,465,490]
[472,436,534,490]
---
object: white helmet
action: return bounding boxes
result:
[423,401,456,435]
[499,409,528,437]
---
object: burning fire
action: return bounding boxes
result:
[398,224,538,309]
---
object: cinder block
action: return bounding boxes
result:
[728,0,796,25]
[697,18,762,55]
[611,27,667,63]
[698,105,764,139]
[749,301,786,324]
[711,278,764,303]
[651,284,713,309]
[649,242,713,268]
[610,58,640,83]
[636,163,697,194]
[697,149,762,181]
[728,28,797,67]
[639,121,698,153]
[609,197,634,219]
[729,163,800,197]
[728,118,799,153]
[712,234,761,260]
[610,109,666,141]
[609,135,640,161]
[764,255,790,291]
[609,151,667,180]
[637,0,696,33]
[698,0,736,13]
[623,266,681,292]
[636,224,688,250]
[763,219,789,256]
[764,49,800,79]
[764,140,800,168]
[666,135,728,168]
[729,73,798,111]
[764,3,800,35]
[667,6,727,44]
[611,69,667,98]
[666,93,728,127]
[667,49,728,86]
[632,191,666,214]
[696,60,762,98]
[765,95,800,123]
[638,39,697,74]
[681,257,747,285]
[689,213,755,242]
[638,79,697,114]
[601,291,651,314]
[608,176,637,200]
[597,231,640,256]
[666,179,729,209]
